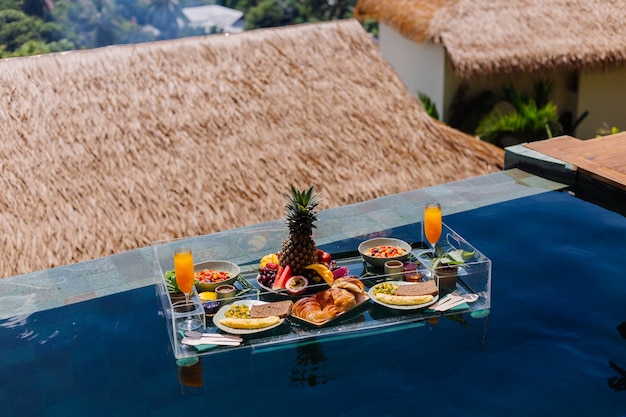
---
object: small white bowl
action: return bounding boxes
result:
[358,238,412,267]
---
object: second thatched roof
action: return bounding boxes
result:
[355,0,626,78]
[0,19,502,278]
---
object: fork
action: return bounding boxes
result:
[429,289,460,310]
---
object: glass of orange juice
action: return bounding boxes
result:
[423,202,442,258]
[174,248,202,331]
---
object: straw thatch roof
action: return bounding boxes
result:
[0,19,502,278]
[355,0,626,78]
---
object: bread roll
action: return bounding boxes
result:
[332,276,365,294]
[329,287,356,311]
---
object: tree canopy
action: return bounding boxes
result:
[0,0,361,58]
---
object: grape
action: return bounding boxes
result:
[258,267,277,287]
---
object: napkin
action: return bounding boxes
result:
[191,343,219,352]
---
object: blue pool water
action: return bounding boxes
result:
[1,191,626,416]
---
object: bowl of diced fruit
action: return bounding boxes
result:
[194,261,240,292]
[358,238,412,267]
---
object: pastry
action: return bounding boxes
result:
[332,276,365,293]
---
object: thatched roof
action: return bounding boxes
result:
[355,0,626,78]
[0,19,502,278]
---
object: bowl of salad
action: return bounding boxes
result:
[194,260,240,292]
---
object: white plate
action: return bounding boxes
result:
[368,281,439,310]
[212,300,285,335]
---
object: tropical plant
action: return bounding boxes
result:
[475,82,563,146]
[430,246,475,271]
[596,124,621,137]
[446,83,499,135]
[418,92,439,120]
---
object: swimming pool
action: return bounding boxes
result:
[1,190,625,416]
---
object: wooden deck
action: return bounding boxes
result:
[525,133,626,191]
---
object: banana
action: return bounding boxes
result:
[219,316,281,329]
[375,293,433,306]
[304,263,335,285]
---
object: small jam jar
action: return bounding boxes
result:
[403,262,424,282]
[215,284,236,300]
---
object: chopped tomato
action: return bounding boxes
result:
[195,269,231,284]
[367,245,406,258]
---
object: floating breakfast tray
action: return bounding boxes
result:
[152,223,492,360]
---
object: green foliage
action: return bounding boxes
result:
[1,0,358,58]
[447,86,499,135]
[418,92,439,120]
[9,39,50,56]
[0,0,18,10]
[476,85,563,146]
[0,9,45,51]
[596,124,621,137]
[243,0,355,30]
[21,0,48,17]
[359,18,378,38]
[449,81,563,147]
[245,0,288,29]
[146,0,186,39]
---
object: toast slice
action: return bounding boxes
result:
[250,300,293,318]
[395,280,439,297]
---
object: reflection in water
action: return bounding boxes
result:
[608,322,626,391]
[290,341,334,387]
[178,357,204,394]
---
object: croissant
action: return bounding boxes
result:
[292,297,337,324]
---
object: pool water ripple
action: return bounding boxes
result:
[1,191,626,416]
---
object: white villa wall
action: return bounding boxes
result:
[378,23,446,118]
[377,24,622,140]
[578,69,626,139]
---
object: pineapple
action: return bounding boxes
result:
[278,185,320,276]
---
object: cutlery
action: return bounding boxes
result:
[181,337,242,347]
[433,293,479,312]
[185,330,243,342]
[429,290,461,310]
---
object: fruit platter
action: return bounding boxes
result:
[152,185,493,360]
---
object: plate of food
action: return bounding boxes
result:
[368,280,439,310]
[212,299,292,335]
[290,276,370,327]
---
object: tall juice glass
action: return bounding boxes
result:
[424,202,442,257]
[174,248,202,331]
